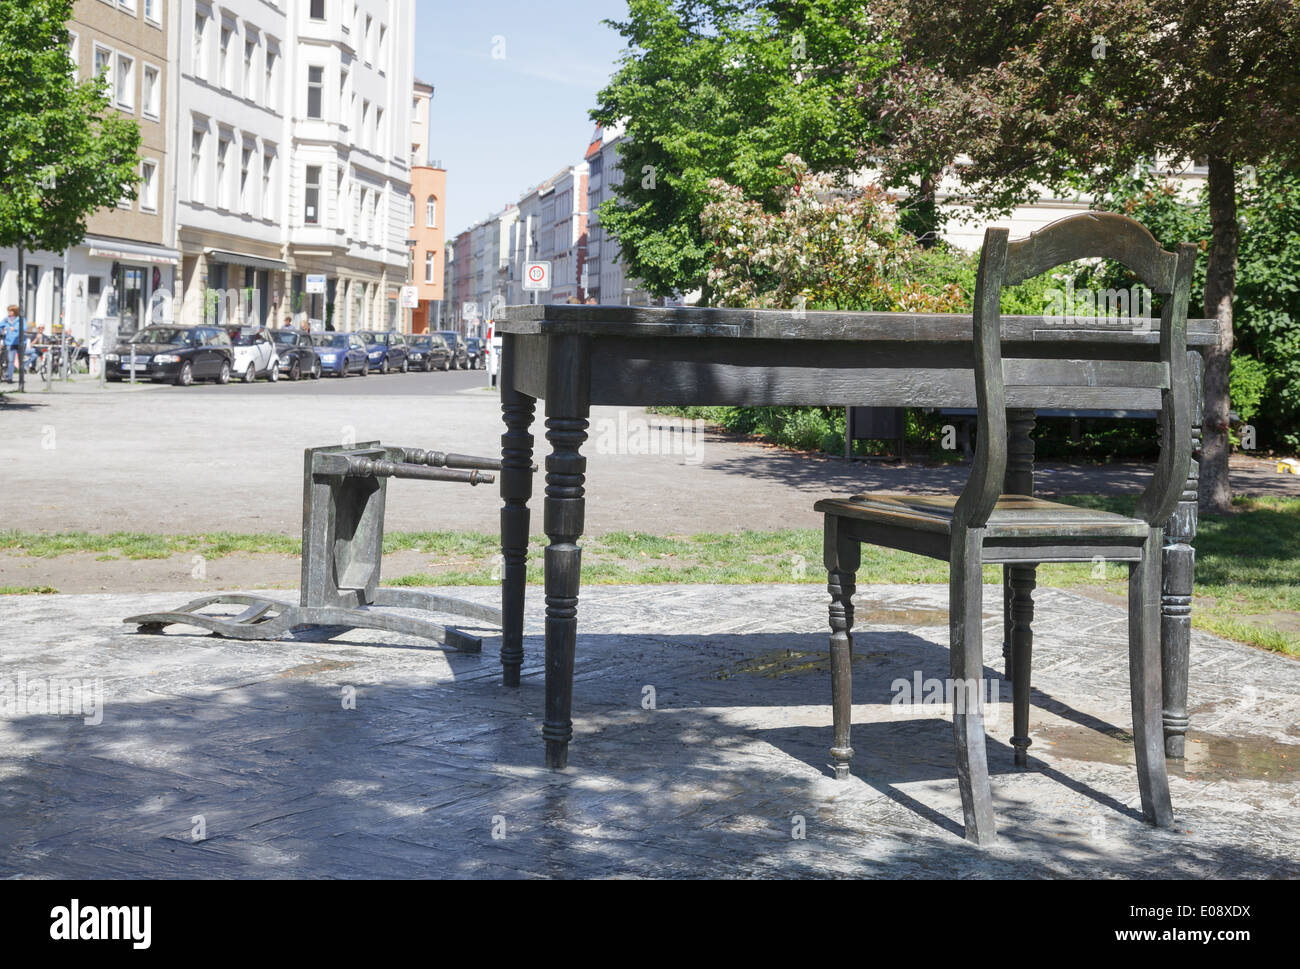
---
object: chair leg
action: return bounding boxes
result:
[825,516,860,780]
[950,527,997,846]
[1008,563,1037,766]
[1130,532,1174,827]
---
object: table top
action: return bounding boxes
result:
[496,304,1220,347]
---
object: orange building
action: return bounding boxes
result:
[407,79,445,332]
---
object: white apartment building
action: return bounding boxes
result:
[502,163,587,306]
[177,0,414,330]
[506,169,563,308]
[470,206,516,329]
[584,122,655,306]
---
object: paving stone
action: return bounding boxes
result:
[0,583,1296,878]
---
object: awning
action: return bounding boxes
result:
[205,248,289,272]
[85,238,180,265]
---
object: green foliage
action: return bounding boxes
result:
[700,155,966,311]
[1091,162,1300,449]
[1230,353,1268,424]
[0,0,142,256]
[592,0,892,300]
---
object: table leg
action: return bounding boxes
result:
[1002,409,1036,680]
[542,335,591,769]
[1004,409,1037,766]
[499,334,535,688]
[1162,351,1203,759]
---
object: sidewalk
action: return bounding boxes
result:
[0,583,1295,878]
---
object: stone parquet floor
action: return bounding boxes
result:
[0,583,1296,878]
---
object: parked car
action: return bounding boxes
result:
[310,331,369,376]
[465,336,486,369]
[271,328,322,380]
[357,330,410,374]
[436,330,469,369]
[104,325,233,386]
[407,332,452,371]
[224,326,280,382]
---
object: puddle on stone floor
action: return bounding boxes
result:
[1035,724,1297,783]
[279,659,358,678]
[717,649,863,679]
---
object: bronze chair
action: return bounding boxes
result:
[816,212,1197,845]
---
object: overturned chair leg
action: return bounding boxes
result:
[125,594,301,640]
[951,527,997,846]
[825,516,860,780]
[1130,533,1174,827]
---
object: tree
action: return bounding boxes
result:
[700,153,965,310]
[871,0,1300,511]
[591,0,892,301]
[0,0,141,388]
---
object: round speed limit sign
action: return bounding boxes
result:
[523,261,550,290]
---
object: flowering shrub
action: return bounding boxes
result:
[699,154,965,312]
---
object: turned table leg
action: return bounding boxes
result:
[499,333,535,688]
[1162,351,1203,759]
[542,335,591,769]
[1004,409,1037,766]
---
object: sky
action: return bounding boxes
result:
[414,1,631,237]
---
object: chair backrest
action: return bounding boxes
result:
[954,212,1198,529]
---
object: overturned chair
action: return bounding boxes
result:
[125,443,504,651]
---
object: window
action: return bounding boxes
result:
[191,127,205,204]
[68,32,79,70]
[216,136,230,208]
[115,54,134,111]
[408,195,415,226]
[243,39,255,98]
[219,24,232,88]
[378,25,387,67]
[425,251,435,283]
[240,146,253,211]
[360,99,369,148]
[310,0,326,19]
[262,151,275,217]
[375,107,384,154]
[364,15,372,63]
[119,0,136,13]
[139,160,158,212]
[142,65,160,119]
[144,0,159,24]
[93,45,113,93]
[192,14,206,79]
[426,195,437,228]
[306,66,323,119]
[264,47,277,110]
[304,165,320,224]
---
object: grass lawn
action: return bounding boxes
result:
[2,495,1296,656]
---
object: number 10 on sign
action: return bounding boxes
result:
[523,261,550,291]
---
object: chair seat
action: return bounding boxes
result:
[814,493,1150,540]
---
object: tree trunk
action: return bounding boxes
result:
[1200,157,1237,513]
[16,242,25,393]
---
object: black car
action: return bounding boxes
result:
[465,336,486,369]
[105,325,233,386]
[357,330,410,374]
[436,330,469,369]
[271,328,322,380]
[407,332,453,371]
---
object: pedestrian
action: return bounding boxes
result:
[2,305,22,382]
